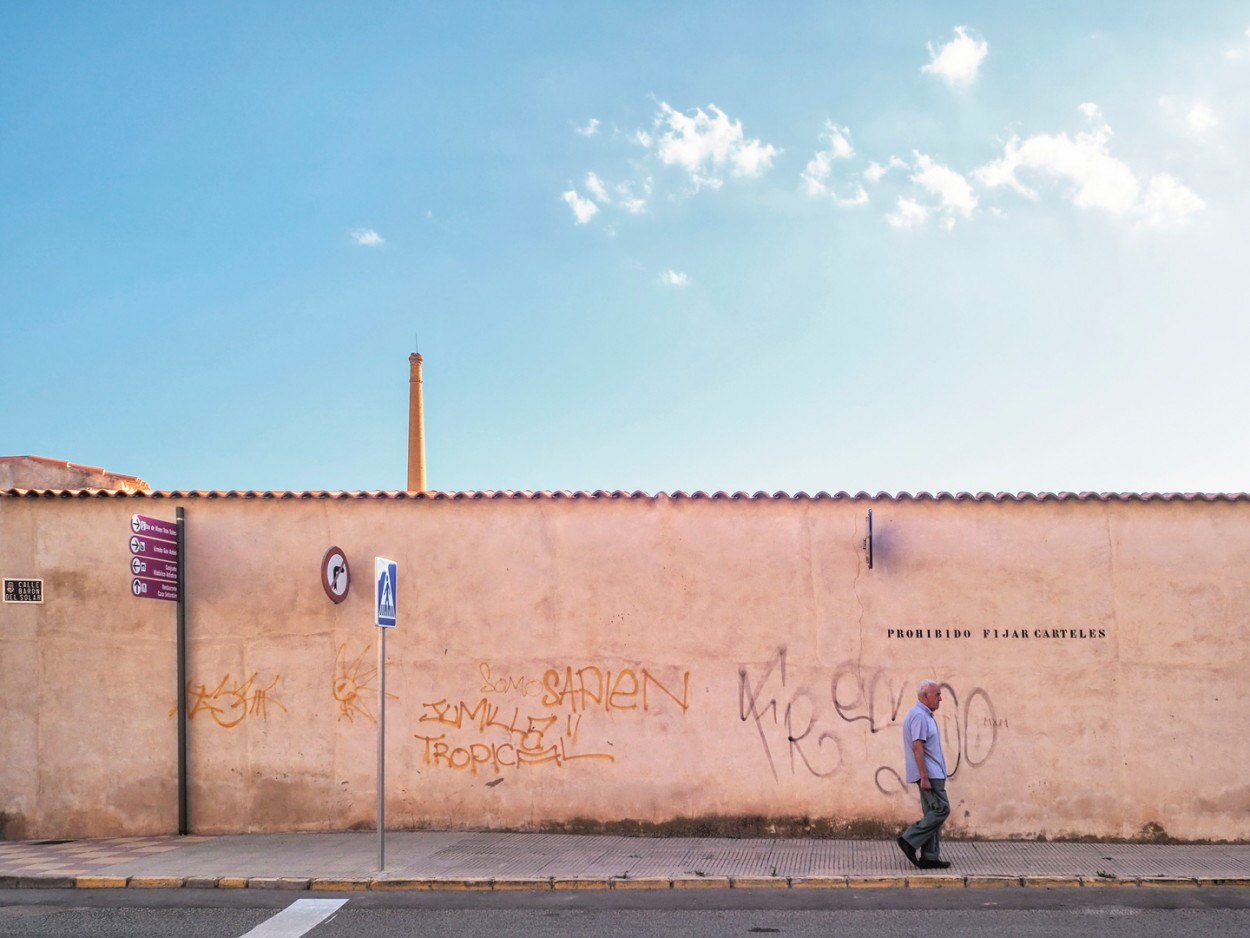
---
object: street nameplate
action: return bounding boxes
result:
[3,579,43,603]
[129,534,179,561]
[131,577,178,602]
[130,514,178,543]
[130,556,179,582]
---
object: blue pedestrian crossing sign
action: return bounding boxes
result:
[374,557,397,628]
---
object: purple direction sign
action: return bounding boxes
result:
[132,576,177,602]
[131,513,178,543]
[130,555,179,582]
[130,534,179,561]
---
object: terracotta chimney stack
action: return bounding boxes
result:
[407,352,427,492]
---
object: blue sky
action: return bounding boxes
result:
[3,3,1248,494]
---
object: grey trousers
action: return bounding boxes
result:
[901,778,950,860]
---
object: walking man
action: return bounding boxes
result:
[896,679,952,869]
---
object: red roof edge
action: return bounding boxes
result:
[2,488,1248,503]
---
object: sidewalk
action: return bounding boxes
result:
[2,832,1249,891]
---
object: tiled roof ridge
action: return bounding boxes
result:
[3,488,1249,503]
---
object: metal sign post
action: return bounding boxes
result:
[378,625,385,871]
[374,557,397,872]
[176,508,187,835]
[130,511,185,833]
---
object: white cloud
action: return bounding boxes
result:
[885,197,928,229]
[974,104,1204,228]
[816,123,854,161]
[649,102,779,186]
[1160,96,1220,142]
[615,178,652,214]
[839,186,869,207]
[922,26,988,88]
[579,172,651,216]
[562,189,599,224]
[1224,26,1250,60]
[565,102,774,219]
[802,123,855,197]
[732,137,778,175]
[576,118,601,137]
[585,172,610,203]
[871,153,974,229]
[1186,102,1218,136]
[864,156,907,184]
[661,269,689,287]
[802,123,870,207]
[1138,174,1206,229]
[910,152,977,221]
[350,228,384,246]
[806,157,841,195]
[977,128,1138,213]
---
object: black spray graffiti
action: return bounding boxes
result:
[739,648,842,780]
[738,648,998,793]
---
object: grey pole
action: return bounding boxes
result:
[378,626,386,871]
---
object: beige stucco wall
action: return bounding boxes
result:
[1,491,1246,842]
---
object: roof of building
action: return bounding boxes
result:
[0,455,141,474]
[2,488,1248,503]
[0,456,150,493]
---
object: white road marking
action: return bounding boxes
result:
[237,898,348,938]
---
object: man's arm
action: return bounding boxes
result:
[911,738,930,790]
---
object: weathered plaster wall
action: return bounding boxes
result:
[1,492,1246,842]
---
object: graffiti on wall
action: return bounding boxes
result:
[332,642,400,724]
[739,647,998,793]
[176,673,287,728]
[414,662,691,776]
[479,662,543,698]
[169,645,398,730]
[541,665,690,713]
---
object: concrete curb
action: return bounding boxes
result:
[969,875,1025,888]
[129,876,186,888]
[0,873,1244,892]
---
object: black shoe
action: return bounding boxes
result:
[896,836,920,867]
[918,858,951,869]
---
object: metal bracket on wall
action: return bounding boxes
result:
[863,509,874,569]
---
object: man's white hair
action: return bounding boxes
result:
[917,679,940,698]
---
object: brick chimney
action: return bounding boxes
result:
[407,353,427,491]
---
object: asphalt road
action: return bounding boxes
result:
[3,887,1250,938]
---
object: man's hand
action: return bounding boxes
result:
[911,738,930,789]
